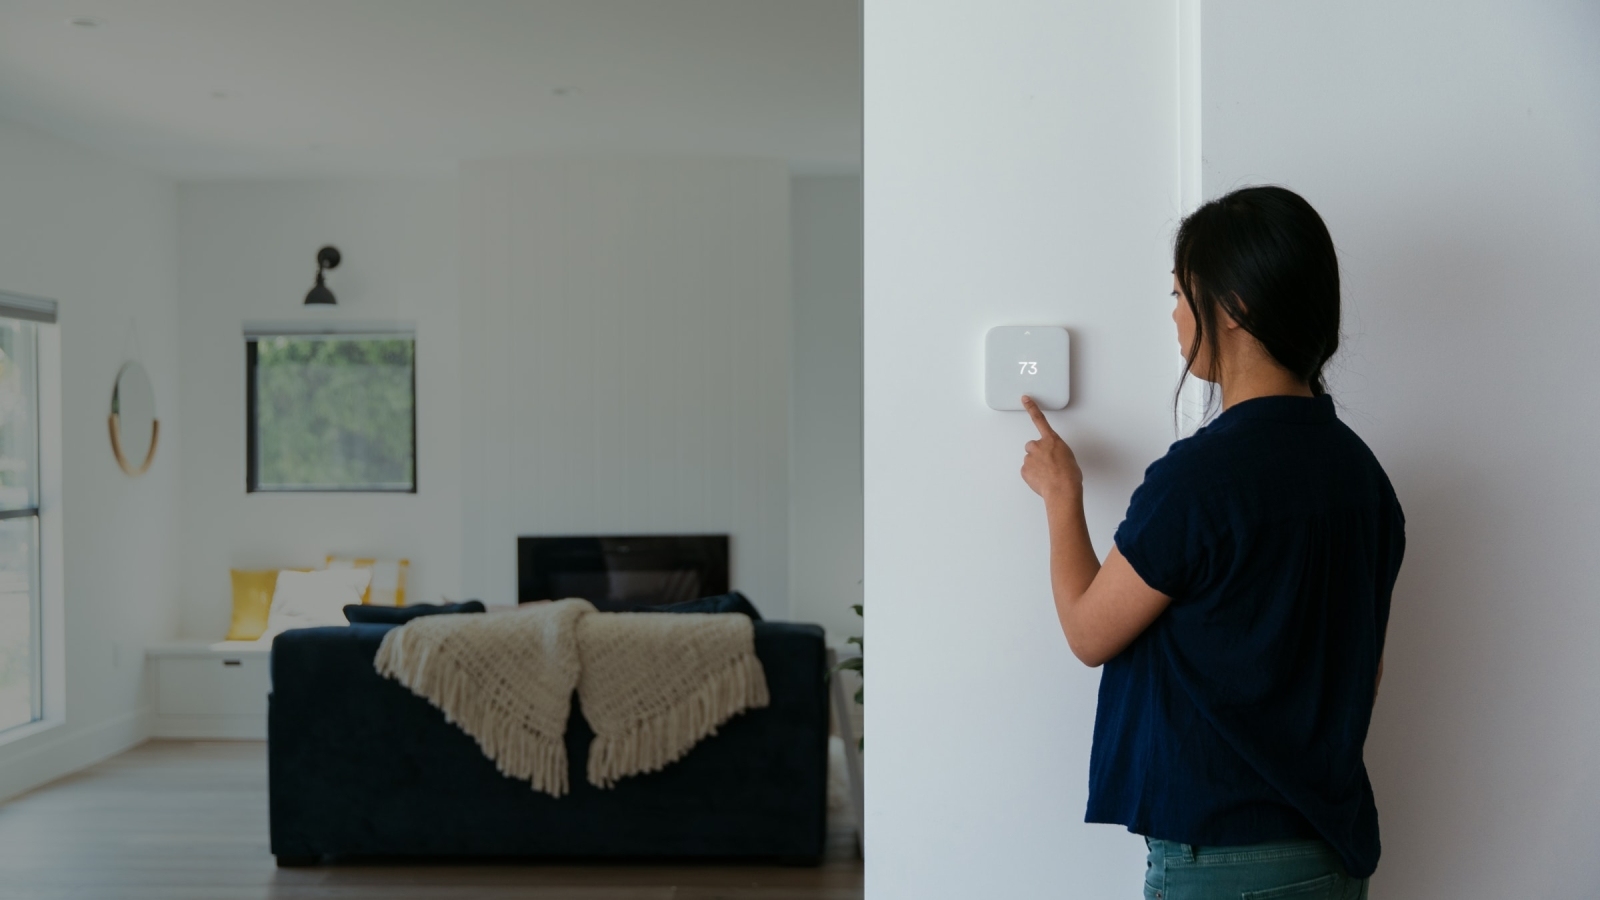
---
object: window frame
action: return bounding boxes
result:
[244,325,418,495]
[7,513,41,733]
[0,292,50,738]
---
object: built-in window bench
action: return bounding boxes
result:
[147,642,272,739]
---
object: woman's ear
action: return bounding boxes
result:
[1220,293,1248,331]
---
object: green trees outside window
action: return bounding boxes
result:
[247,336,415,492]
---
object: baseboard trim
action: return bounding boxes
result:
[152,713,264,740]
[0,706,152,804]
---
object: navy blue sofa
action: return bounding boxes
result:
[268,621,830,866]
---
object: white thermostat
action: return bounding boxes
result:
[985,325,1070,411]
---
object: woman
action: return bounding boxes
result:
[1020,186,1404,899]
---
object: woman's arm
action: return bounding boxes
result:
[1022,397,1172,667]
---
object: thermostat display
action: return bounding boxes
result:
[985,325,1070,411]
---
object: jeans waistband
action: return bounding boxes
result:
[1145,836,1337,866]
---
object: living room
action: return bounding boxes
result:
[4,2,1599,900]
[0,2,864,896]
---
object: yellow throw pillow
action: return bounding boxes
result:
[324,557,410,606]
[226,569,280,641]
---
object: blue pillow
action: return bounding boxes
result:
[343,600,486,624]
[592,591,762,620]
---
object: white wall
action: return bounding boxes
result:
[459,159,792,613]
[790,176,863,645]
[0,117,181,801]
[175,166,837,630]
[176,180,461,637]
[864,3,1181,896]
[1202,3,1600,897]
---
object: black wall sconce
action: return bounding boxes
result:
[304,245,341,305]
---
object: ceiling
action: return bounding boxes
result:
[0,0,861,180]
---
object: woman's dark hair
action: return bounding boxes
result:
[1173,185,1341,419]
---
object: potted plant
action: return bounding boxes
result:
[828,603,862,750]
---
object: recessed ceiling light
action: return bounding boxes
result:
[67,17,100,28]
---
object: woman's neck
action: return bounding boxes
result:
[1219,356,1314,410]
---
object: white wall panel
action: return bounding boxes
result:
[790,176,863,646]
[864,2,1181,896]
[1203,3,1600,896]
[460,159,791,614]
[175,180,461,636]
[0,117,180,801]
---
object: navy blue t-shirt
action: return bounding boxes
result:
[1088,393,1404,878]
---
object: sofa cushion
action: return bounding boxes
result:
[591,591,762,620]
[344,600,486,624]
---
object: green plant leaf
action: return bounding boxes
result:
[828,657,862,677]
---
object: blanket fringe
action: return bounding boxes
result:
[377,627,571,797]
[585,650,770,789]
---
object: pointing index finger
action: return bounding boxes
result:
[1021,395,1056,437]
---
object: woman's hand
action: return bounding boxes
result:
[1020,395,1083,502]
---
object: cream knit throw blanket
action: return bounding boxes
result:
[373,598,769,797]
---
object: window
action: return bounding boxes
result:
[0,294,48,735]
[245,327,416,492]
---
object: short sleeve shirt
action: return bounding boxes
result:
[1087,394,1405,879]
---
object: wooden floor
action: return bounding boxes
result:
[0,740,863,900]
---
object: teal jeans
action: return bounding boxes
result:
[1144,837,1369,900]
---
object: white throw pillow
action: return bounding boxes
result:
[324,556,409,607]
[258,568,373,644]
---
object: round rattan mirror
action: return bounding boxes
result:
[110,362,158,476]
